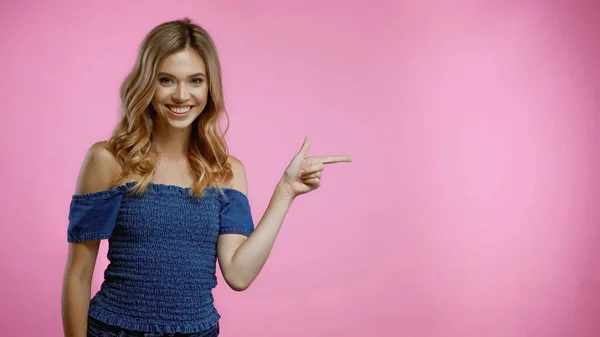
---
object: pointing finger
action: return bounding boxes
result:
[316,155,352,164]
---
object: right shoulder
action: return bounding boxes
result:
[74,141,121,194]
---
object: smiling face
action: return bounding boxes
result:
[151,47,209,130]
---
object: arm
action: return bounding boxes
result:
[61,142,119,337]
[217,138,351,291]
[62,241,100,337]
[217,157,294,291]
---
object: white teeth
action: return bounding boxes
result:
[169,106,191,114]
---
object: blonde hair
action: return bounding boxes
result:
[107,18,232,197]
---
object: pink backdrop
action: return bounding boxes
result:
[1,1,599,336]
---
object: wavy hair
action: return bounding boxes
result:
[106,18,232,197]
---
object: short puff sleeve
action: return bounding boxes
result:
[67,188,123,242]
[219,188,255,236]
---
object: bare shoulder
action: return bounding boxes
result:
[225,155,248,195]
[74,141,121,194]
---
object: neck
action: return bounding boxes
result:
[153,121,191,159]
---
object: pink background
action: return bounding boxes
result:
[1,1,599,336]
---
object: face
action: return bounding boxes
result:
[151,47,209,130]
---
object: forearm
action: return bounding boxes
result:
[61,275,92,337]
[228,183,294,288]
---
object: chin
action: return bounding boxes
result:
[166,119,197,129]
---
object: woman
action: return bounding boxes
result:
[61,18,351,337]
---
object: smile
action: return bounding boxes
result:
[165,105,193,115]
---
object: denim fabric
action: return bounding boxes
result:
[68,182,253,332]
[87,317,220,337]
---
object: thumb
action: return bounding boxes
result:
[297,137,311,157]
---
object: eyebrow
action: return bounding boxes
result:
[158,72,206,78]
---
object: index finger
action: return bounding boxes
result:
[315,155,353,164]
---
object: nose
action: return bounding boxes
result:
[172,83,190,102]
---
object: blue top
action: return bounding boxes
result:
[66,181,255,334]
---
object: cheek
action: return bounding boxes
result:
[153,87,170,101]
[194,85,209,101]
[151,89,169,108]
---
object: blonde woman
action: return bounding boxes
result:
[61,18,351,337]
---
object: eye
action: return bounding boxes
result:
[191,78,204,85]
[159,77,174,85]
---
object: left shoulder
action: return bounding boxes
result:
[225,155,248,195]
[227,155,245,172]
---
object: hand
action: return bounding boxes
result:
[277,137,352,199]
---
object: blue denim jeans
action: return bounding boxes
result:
[87,317,220,337]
